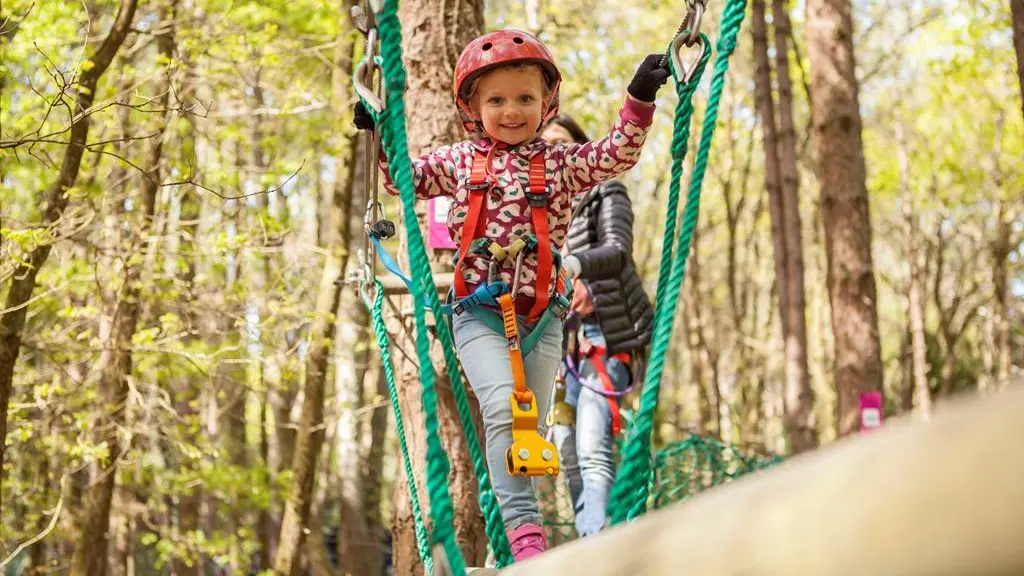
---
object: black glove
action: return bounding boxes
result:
[627,54,670,102]
[354,100,376,131]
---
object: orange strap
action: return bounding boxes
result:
[499,292,532,403]
[525,154,551,324]
[585,345,631,437]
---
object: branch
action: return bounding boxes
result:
[0,475,65,569]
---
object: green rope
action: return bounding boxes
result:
[364,280,433,571]
[609,0,749,525]
[372,0,513,570]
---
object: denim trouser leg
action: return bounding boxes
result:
[572,356,630,537]
[453,311,563,530]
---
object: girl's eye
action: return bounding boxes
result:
[488,97,503,105]
[519,95,534,104]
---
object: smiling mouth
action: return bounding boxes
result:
[501,123,526,130]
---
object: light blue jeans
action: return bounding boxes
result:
[453,310,563,530]
[550,327,628,537]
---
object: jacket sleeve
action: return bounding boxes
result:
[559,97,656,196]
[378,144,459,200]
[574,181,635,281]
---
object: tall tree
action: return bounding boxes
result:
[895,114,930,418]
[272,3,359,572]
[805,0,884,436]
[0,0,139,520]
[772,0,817,452]
[390,0,487,571]
[71,1,176,572]
[1011,0,1024,119]
[752,0,815,452]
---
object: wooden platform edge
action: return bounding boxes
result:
[499,383,1024,575]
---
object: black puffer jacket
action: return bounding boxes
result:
[566,179,654,355]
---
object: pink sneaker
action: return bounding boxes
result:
[507,523,548,562]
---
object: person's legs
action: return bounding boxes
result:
[573,356,630,537]
[454,311,562,561]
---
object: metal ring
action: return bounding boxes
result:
[670,32,708,84]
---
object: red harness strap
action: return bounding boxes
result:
[584,343,631,437]
[453,150,493,299]
[454,148,554,325]
[524,154,552,324]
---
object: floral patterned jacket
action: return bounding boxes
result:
[379,97,655,315]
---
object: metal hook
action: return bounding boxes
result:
[670,31,709,85]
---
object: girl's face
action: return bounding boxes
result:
[471,66,547,145]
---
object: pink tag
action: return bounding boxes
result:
[427,197,456,250]
[859,392,883,435]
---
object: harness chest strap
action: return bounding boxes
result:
[454,148,554,325]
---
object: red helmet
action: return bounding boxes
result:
[452,29,561,132]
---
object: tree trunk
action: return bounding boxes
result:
[750,0,789,451]
[772,0,817,452]
[362,364,389,572]
[805,0,884,437]
[337,305,372,576]
[991,200,1013,389]
[895,117,930,418]
[1011,0,1024,120]
[71,11,171,572]
[390,0,487,573]
[173,22,203,574]
[273,5,358,571]
[0,0,139,518]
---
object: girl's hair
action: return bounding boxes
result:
[544,113,590,144]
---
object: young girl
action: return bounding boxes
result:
[354,29,669,561]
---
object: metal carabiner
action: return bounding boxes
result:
[353,30,385,113]
[682,0,707,46]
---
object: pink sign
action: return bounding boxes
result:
[427,197,456,250]
[859,392,883,435]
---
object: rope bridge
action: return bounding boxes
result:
[352,0,754,572]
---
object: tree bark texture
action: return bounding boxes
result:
[390,0,487,573]
[805,0,884,436]
[1011,0,1024,121]
[772,0,817,452]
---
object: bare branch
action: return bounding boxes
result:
[0,475,65,569]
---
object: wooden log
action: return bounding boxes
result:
[495,384,1024,575]
[380,271,453,295]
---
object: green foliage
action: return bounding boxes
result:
[1,0,1021,569]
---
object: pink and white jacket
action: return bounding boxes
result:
[379,97,655,314]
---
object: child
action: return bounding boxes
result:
[354,29,669,561]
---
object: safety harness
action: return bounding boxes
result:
[549,328,641,438]
[441,146,571,478]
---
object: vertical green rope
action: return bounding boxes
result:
[609,0,749,525]
[365,279,433,571]
[372,0,513,570]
